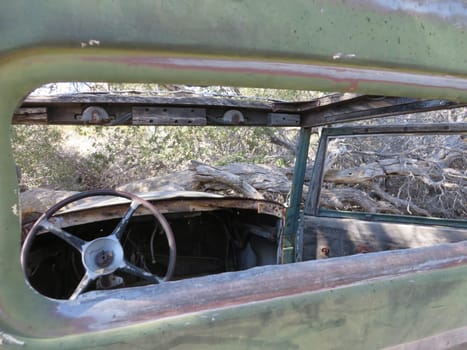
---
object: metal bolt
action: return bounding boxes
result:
[321,247,330,257]
[95,250,114,268]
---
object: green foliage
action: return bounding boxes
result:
[11,124,298,191]
[14,84,313,191]
[11,125,78,189]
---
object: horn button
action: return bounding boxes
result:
[83,237,124,276]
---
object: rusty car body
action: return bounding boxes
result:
[1,1,467,349]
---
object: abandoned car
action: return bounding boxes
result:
[22,188,283,300]
[1,1,467,350]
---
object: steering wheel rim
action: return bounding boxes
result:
[21,189,176,300]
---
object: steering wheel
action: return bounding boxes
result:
[21,189,176,300]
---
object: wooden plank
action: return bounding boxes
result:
[324,123,467,136]
[12,107,47,124]
[267,113,300,126]
[21,93,276,110]
[17,93,467,126]
[132,106,207,125]
[271,93,363,112]
[302,97,465,127]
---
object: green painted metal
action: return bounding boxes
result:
[2,0,467,82]
[3,265,467,349]
[305,123,467,219]
[2,2,467,99]
[1,1,467,349]
[318,209,467,230]
[282,128,311,263]
[305,128,330,216]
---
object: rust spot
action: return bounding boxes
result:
[321,247,330,257]
[356,244,373,254]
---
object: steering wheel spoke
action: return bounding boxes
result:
[120,261,163,284]
[40,219,86,252]
[69,273,94,300]
[112,200,140,240]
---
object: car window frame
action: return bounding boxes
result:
[304,123,467,228]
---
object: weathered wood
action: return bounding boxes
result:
[219,163,291,194]
[324,158,434,184]
[12,107,47,124]
[371,184,431,217]
[320,187,398,214]
[324,123,467,136]
[21,92,363,113]
[18,93,467,127]
[21,92,276,110]
[190,161,264,199]
[302,97,465,127]
[116,164,291,199]
[323,158,452,186]
[132,106,207,125]
[306,124,467,217]
[271,93,363,112]
[46,197,284,229]
[263,128,297,155]
[267,113,300,126]
[117,170,194,193]
[20,188,78,224]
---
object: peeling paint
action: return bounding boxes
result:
[0,332,25,346]
[374,0,467,20]
[333,53,356,60]
[11,204,19,217]
[81,39,101,48]
[88,39,100,46]
[81,54,467,92]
